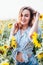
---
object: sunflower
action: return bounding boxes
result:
[33,39,41,48]
[41,25,43,29]
[0,46,7,55]
[8,23,13,29]
[11,36,16,41]
[1,62,9,65]
[31,32,38,39]
[10,40,17,48]
[37,53,43,59]
[3,44,9,49]
[39,14,43,20]
[0,29,3,34]
[32,32,42,48]
[10,36,17,48]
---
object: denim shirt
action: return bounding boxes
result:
[12,27,41,63]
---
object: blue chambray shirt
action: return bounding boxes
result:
[12,27,41,63]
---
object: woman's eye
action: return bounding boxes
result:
[25,14,29,17]
[21,14,29,17]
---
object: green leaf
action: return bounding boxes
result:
[37,35,42,43]
[7,50,12,56]
[9,58,14,64]
[32,46,36,55]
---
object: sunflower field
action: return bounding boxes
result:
[0,14,43,65]
[32,14,43,65]
[0,19,17,65]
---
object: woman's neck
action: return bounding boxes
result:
[21,25,28,31]
[20,25,29,35]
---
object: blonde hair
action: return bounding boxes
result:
[13,6,36,35]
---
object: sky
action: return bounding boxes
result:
[0,0,43,20]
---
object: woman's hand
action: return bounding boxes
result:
[12,22,19,35]
[35,12,40,22]
[13,22,23,34]
[16,52,25,62]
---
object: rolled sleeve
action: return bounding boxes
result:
[11,48,18,60]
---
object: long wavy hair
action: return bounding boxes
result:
[13,7,36,35]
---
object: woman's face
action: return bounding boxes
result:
[21,9,30,26]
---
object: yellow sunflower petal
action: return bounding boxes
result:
[3,44,9,49]
[11,36,16,41]
[41,25,43,29]
[0,29,3,34]
[33,39,41,48]
[8,23,13,29]
[32,32,38,39]
[1,62,9,65]
[0,46,7,55]
[39,14,43,20]
[11,40,17,48]
[37,53,43,59]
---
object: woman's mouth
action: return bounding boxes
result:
[21,21,25,24]
[21,20,26,24]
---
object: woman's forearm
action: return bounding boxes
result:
[29,13,39,37]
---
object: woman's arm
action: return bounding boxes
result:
[28,13,39,37]
[9,22,19,41]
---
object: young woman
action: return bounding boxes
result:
[10,7,40,65]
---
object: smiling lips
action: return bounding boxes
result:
[21,20,26,25]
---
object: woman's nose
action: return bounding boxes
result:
[22,16,25,20]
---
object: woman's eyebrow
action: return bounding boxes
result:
[25,14,29,15]
[21,13,29,16]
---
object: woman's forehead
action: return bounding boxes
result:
[22,9,30,15]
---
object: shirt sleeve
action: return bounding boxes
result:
[10,32,19,60]
[11,48,18,60]
[38,28,41,34]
